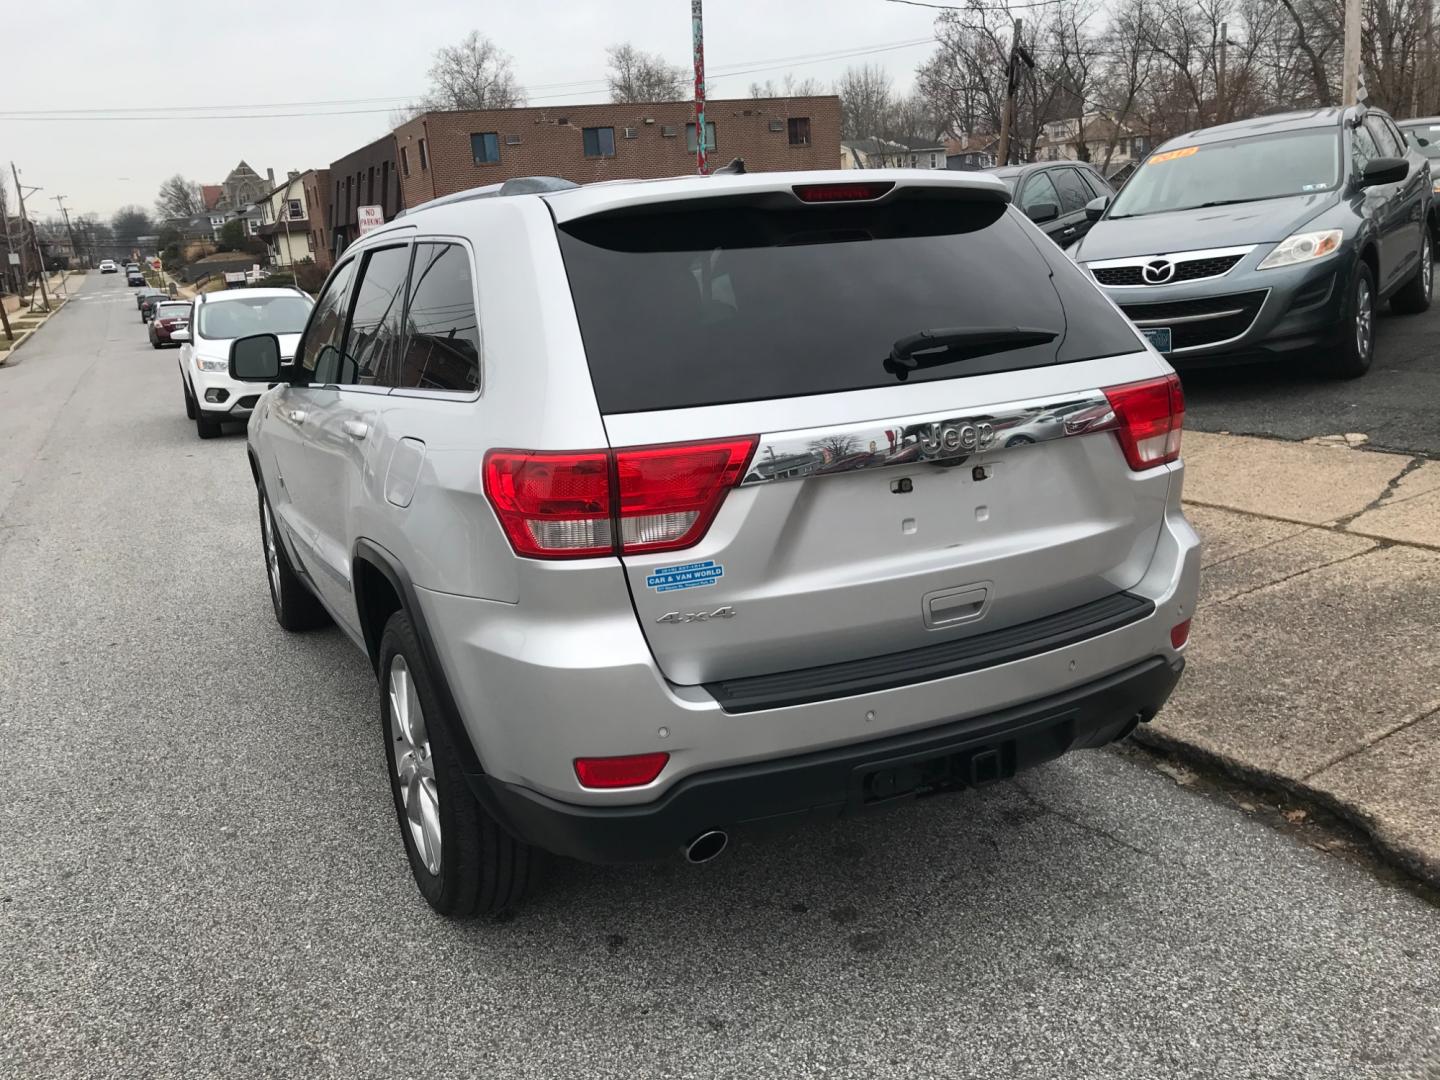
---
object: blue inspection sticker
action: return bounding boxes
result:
[646,560,724,592]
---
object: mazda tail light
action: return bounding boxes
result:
[1102,374,1184,470]
[483,437,757,560]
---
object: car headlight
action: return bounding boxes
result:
[196,356,228,372]
[1256,229,1343,270]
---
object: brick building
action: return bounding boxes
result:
[390,96,841,207]
[328,135,404,260]
[301,168,332,270]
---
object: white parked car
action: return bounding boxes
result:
[175,288,313,439]
[99,259,117,274]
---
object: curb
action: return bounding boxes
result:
[0,290,71,367]
[1133,725,1440,892]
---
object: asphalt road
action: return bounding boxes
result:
[1183,281,1440,457]
[2,273,1439,1080]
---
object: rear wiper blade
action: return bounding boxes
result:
[884,326,1060,381]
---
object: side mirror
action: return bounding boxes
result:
[1085,195,1111,222]
[170,329,191,343]
[1026,201,1060,224]
[1361,156,1409,187]
[230,333,282,381]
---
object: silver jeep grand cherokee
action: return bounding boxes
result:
[229,170,1199,917]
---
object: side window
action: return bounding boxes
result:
[397,243,481,393]
[298,258,357,382]
[1050,167,1093,213]
[1351,123,1380,176]
[1365,116,1401,158]
[1019,171,1061,214]
[343,245,412,387]
[1082,167,1113,197]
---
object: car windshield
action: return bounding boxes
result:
[1401,123,1440,159]
[198,295,312,339]
[1108,129,1342,218]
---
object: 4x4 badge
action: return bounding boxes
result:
[656,606,736,624]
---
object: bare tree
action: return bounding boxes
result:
[421,31,525,111]
[748,74,824,98]
[607,43,686,102]
[836,64,895,139]
[154,175,205,220]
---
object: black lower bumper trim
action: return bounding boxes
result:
[486,655,1184,864]
[704,592,1154,713]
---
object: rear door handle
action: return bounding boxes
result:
[342,420,369,440]
[1062,226,1077,236]
[287,408,307,423]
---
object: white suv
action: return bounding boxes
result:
[175,288,313,439]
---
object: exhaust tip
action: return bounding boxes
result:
[685,829,728,864]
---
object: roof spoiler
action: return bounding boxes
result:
[396,176,579,218]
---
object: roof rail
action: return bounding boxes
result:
[396,176,579,218]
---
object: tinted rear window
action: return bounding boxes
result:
[558,197,1140,413]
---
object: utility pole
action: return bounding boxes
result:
[996,20,1034,167]
[0,177,16,301]
[10,162,49,311]
[1218,22,1228,124]
[51,195,79,268]
[692,0,708,175]
[1342,0,1362,105]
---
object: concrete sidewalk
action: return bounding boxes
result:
[0,271,78,364]
[1143,430,1440,886]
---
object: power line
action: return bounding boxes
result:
[0,38,936,122]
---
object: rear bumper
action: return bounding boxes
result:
[486,655,1183,862]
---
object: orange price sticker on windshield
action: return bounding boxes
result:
[1147,146,1199,165]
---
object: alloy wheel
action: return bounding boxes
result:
[1355,277,1373,359]
[389,656,442,876]
[261,499,282,603]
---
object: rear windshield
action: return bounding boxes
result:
[156,304,189,318]
[1402,123,1440,159]
[198,295,312,339]
[557,196,1140,413]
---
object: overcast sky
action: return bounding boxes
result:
[3,0,937,223]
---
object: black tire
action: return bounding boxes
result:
[256,487,329,631]
[151,337,161,349]
[1390,229,1433,314]
[182,378,196,419]
[1324,261,1376,380]
[195,408,222,439]
[378,610,538,918]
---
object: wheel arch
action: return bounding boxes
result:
[351,539,505,817]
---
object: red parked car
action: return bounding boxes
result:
[148,301,192,348]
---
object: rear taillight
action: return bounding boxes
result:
[1170,619,1192,649]
[1102,374,1184,471]
[574,752,669,789]
[483,437,757,560]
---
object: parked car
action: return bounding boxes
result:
[1397,115,1440,228]
[986,160,1114,248]
[99,259,118,274]
[174,287,313,439]
[148,301,191,348]
[1072,105,1433,378]
[126,270,145,287]
[136,287,167,317]
[226,170,1198,917]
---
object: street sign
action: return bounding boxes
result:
[357,205,383,235]
[6,253,18,266]
[148,258,161,271]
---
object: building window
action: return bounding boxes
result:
[622,127,638,139]
[929,152,939,168]
[788,117,811,146]
[248,219,259,235]
[287,198,303,220]
[400,146,410,177]
[685,122,716,152]
[583,126,616,158]
[661,125,678,137]
[471,132,501,164]
[419,139,429,170]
